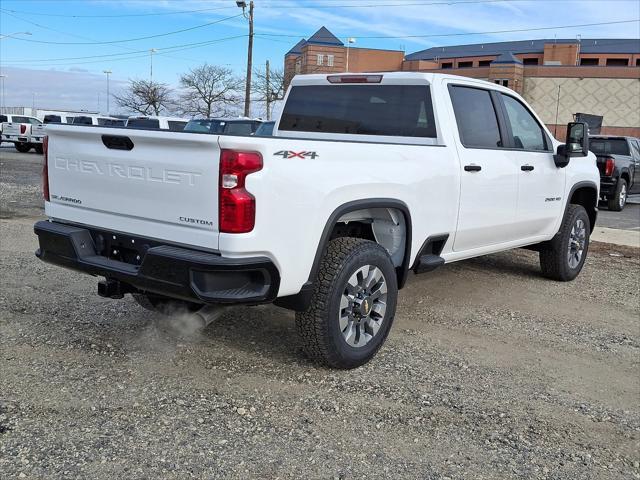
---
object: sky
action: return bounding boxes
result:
[0,0,639,115]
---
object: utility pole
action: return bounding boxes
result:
[237,1,254,117]
[0,75,6,113]
[265,60,271,120]
[345,37,356,72]
[103,70,112,115]
[150,49,157,81]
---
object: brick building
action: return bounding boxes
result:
[284,28,640,137]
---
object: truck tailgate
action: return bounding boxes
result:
[45,125,221,250]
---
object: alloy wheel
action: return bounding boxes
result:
[338,265,388,348]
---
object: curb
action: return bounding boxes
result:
[591,226,640,248]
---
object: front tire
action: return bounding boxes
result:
[295,238,398,369]
[15,142,31,153]
[607,178,627,211]
[539,204,590,281]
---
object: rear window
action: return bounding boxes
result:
[589,138,630,156]
[127,118,160,129]
[279,85,437,138]
[168,121,187,131]
[255,121,275,136]
[224,121,257,135]
[11,116,31,124]
[44,115,62,124]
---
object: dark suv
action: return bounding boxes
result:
[589,136,640,211]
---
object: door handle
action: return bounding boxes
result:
[464,164,482,172]
[521,165,534,171]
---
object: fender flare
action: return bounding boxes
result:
[274,198,412,311]
[565,180,599,231]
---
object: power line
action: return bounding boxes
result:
[3,0,639,17]
[0,10,244,45]
[256,19,640,39]
[2,36,248,68]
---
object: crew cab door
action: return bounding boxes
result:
[496,92,565,238]
[630,139,640,193]
[447,84,520,251]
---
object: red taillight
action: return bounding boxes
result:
[219,149,262,233]
[42,136,50,201]
[604,157,615,177]
[20,124,27,134]
[327,74,383,84]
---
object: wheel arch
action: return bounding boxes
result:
[567,181,598,232]
[274,198,412,311]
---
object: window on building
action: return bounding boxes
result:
[522,58,539,65]
[500,94,548,151]
[449,86,502,149]
[637,59,640,66]
[606,58,629,66]
[317,54,324,66]
[279,85,437,138]
[458,61,473,68]
[479,60,492,67]
[494,79,509,87]
[580,58,599,66]
[327,55,334,67]
[295,60,301,73]
[441,62,453,69]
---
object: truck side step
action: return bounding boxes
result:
[414,254,445,274]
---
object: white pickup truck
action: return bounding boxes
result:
[34,73,599,368]
[1,114,44,153]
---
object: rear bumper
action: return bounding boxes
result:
[599,179,617,197]
[34,220,280,305]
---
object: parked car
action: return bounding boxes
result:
[126,116,188,131]
[184,118,262,135]
[254,121,275,136]
[35,72,599,369]
[589,135,640,211]
[1,114,43,153]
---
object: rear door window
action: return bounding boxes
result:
[12,116,30,124]
[279,85,437,138]
[449,86,502,149]
[167,121,187,131]
[127,118,160,129]
[0,115,8,123]
[44,115,62,123]
[73,116,94,125]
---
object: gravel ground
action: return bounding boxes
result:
[1,147,639,479]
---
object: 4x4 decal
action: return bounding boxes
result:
[274,150,319,159]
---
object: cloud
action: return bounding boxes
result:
[0,67,128,113]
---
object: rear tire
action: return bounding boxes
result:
[15,142,31,153]
[539,204,590,281]
[295,238,398,369]
[607,178,627,211]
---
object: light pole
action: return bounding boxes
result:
[0,75,6,113]
[32,92,36,113]
[0,32,32,40]
[103,70,112,115]
[237,0,254,117]
[345,37,356,72]
[150,49,157,81]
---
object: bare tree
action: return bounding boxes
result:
[253,63,286,120]
[178,64,241,118]
[113,79,174,116]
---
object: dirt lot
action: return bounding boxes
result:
[1,147,639,479]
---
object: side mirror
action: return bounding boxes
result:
[554,121,589,168]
